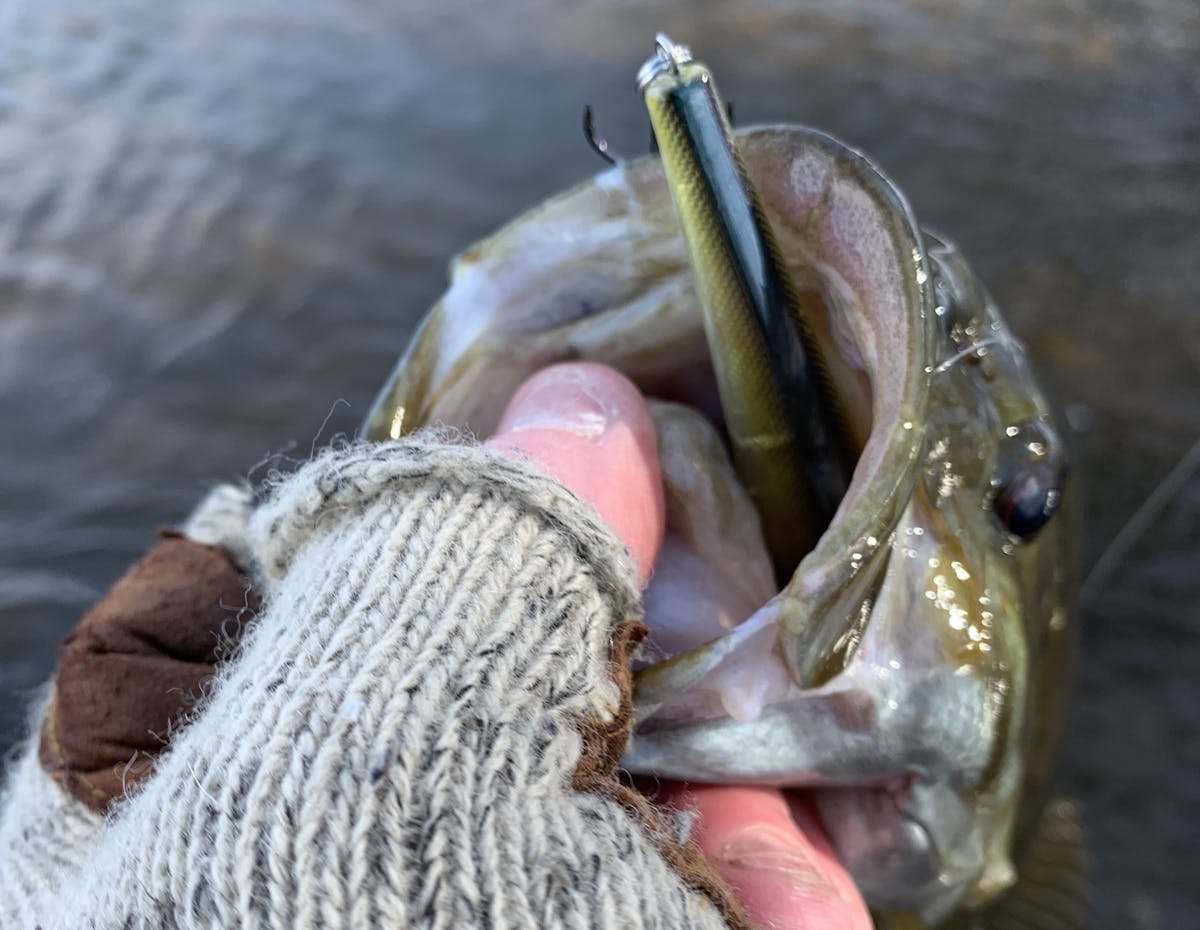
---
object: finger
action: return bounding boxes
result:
[485,362,665,588]
[659,783,872,930]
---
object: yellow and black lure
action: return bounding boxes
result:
[638,34,852,581]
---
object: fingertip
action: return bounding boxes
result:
[485,362,664,587]
[660,784,872,930]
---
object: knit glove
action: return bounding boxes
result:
[0,441,750,930]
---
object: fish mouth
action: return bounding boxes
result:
[362,126,934,694]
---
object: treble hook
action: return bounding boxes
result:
[582,105,618,166]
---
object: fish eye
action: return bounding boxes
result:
[993,461,1066,539]
[991,420,1067,540]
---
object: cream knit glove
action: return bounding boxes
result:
[0,441,748,930]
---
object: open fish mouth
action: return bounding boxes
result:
[360,118,938,726]
[359,41,1076,927]
[360,121,934,660]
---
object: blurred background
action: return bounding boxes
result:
[0,1,1196,926]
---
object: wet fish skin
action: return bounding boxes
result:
[925,234,1080,890]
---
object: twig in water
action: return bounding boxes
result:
[1082,434,1200,603]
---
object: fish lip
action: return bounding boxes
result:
[360,125,939,681]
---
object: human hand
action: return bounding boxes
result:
[4,359,869,930]
[485,361,871,930]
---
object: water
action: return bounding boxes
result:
[1,1,1197,925]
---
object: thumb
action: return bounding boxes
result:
[663,784,872,930]
[484,362,665,588]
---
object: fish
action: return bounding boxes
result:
[360,40,1086,929]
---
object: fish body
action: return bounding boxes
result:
[361,123,1083,927]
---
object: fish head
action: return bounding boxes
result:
[361,126,1076,923]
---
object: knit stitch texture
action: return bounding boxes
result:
[0,441,741,929]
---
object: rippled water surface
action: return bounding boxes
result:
[1,2,1197,926]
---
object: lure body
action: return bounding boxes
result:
[640,38,852,580]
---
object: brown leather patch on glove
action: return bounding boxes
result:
[38,531,259,812]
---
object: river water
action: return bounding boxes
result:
[1,1,1196,926]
